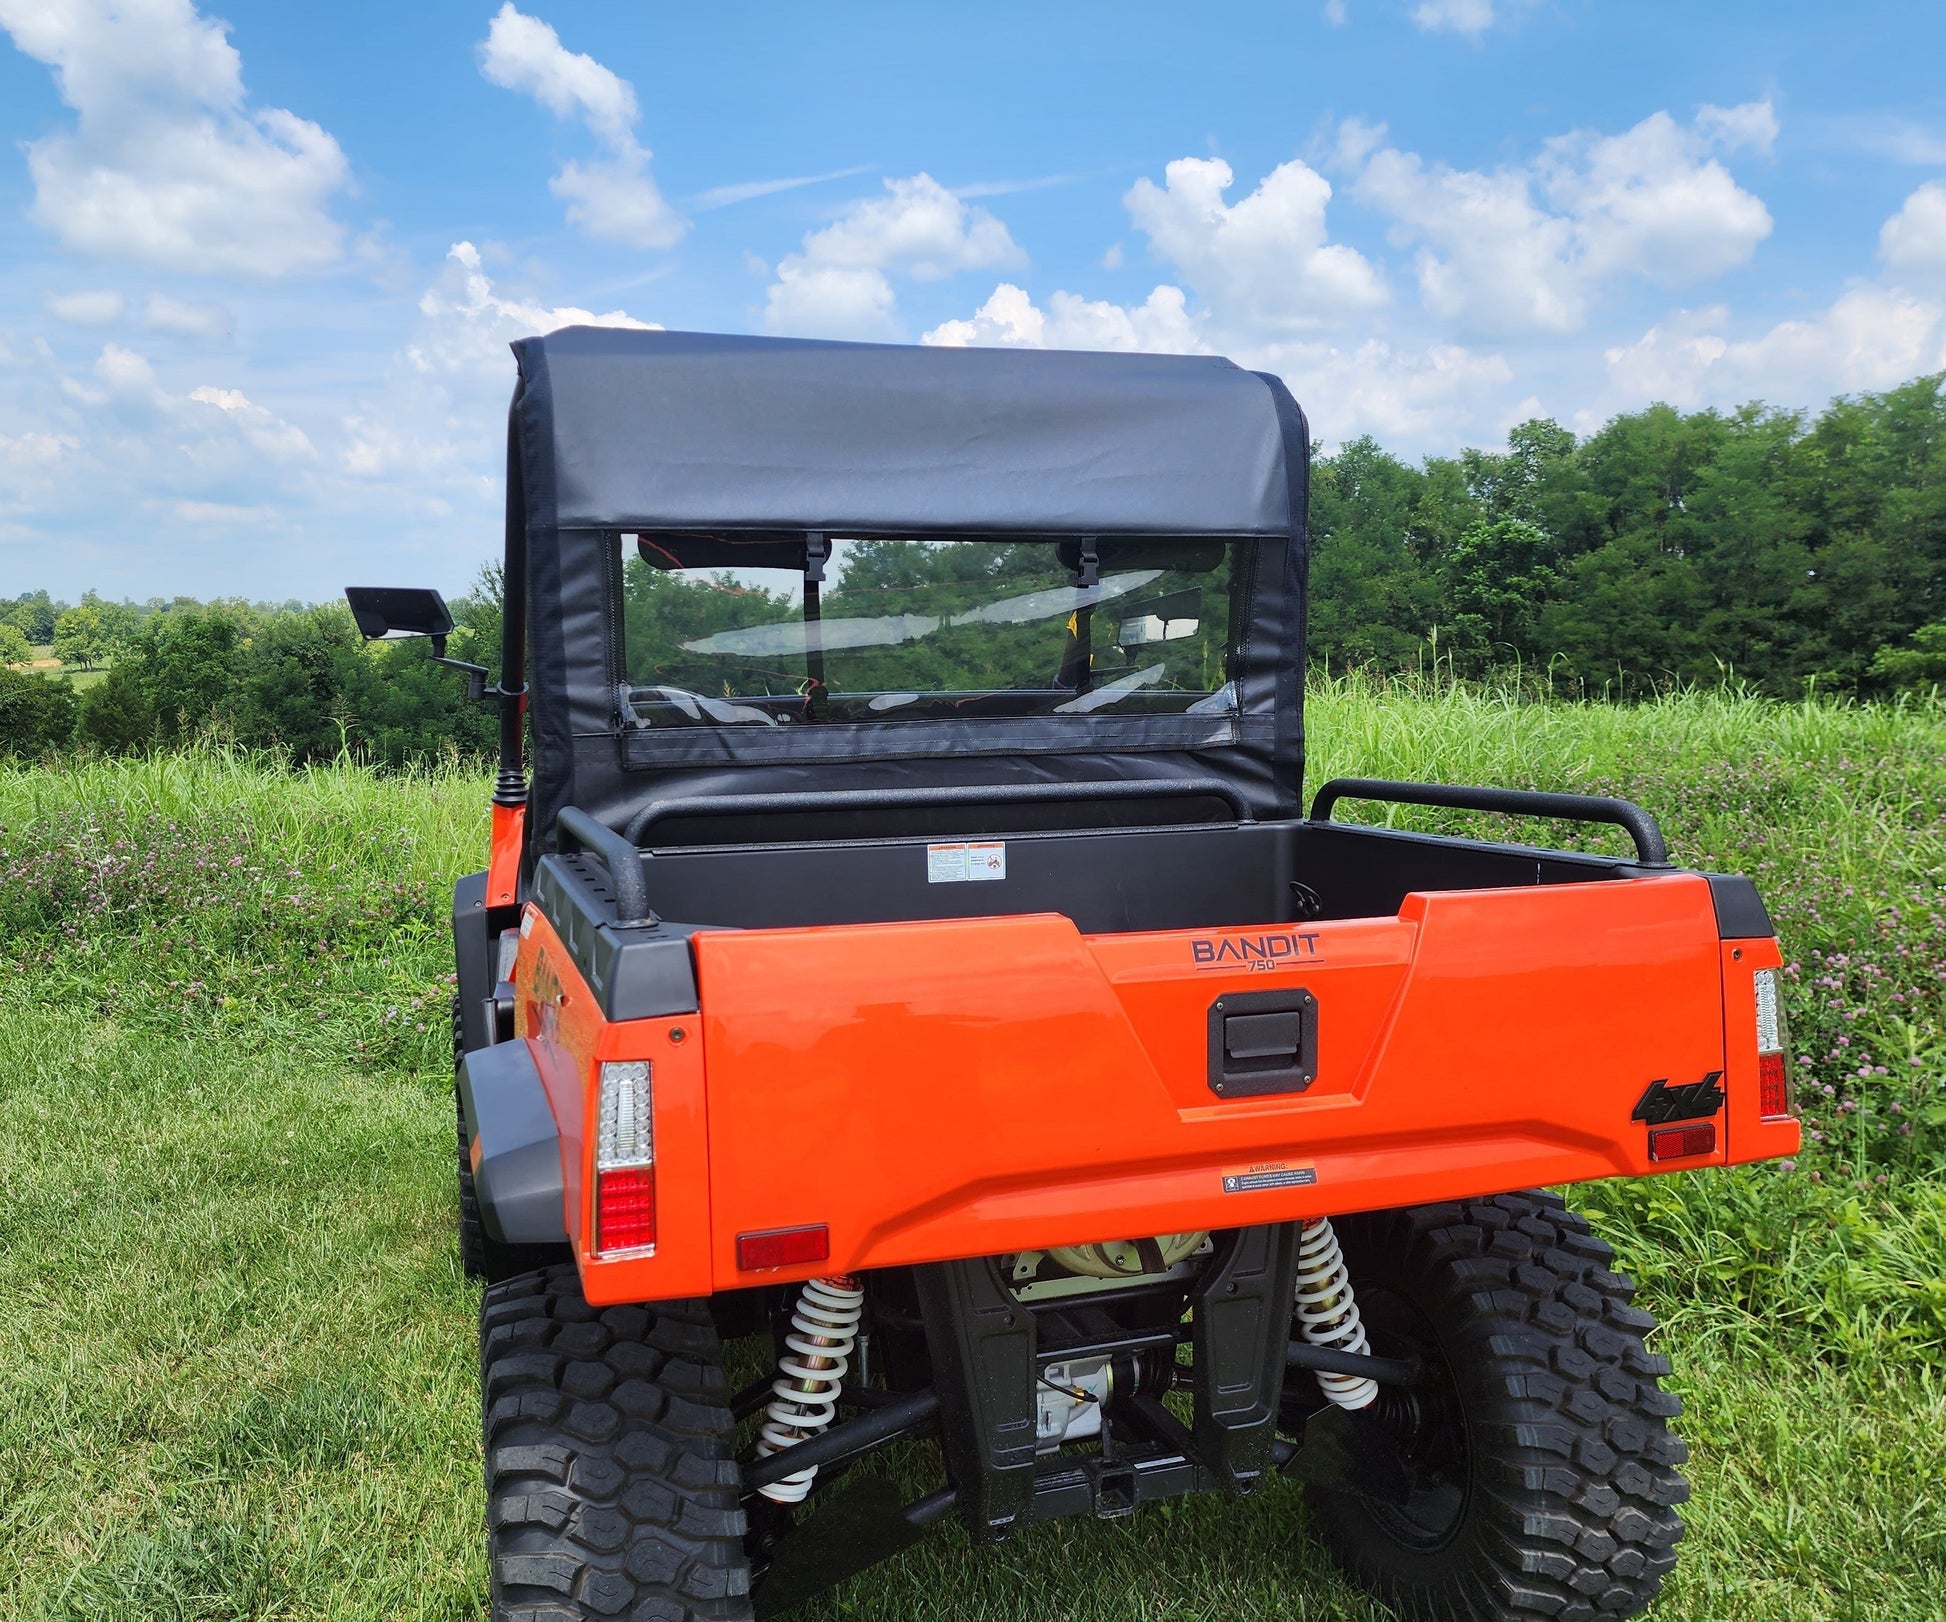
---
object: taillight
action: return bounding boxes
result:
[1752,968,1793,1119]
[596,1060,656,1254]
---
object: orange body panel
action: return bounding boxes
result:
[514,872,1793,1308]
[487,801,525,909]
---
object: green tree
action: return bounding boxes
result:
[76,662,157,753]
[0,622,32,666]
[52,603,110,670]
[0,667,78,756]
[132,608,247,741]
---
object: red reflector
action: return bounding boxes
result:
[737,1224,830,1272]
[1648,1122,1717,1162]
[597,1166,657,1252]
[1758,1051,1790,1118]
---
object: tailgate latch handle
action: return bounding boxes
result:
[1208,989,1319,1099]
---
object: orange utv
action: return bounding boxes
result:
[349,328,1799,1622]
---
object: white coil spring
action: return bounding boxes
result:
[755,1276,865,1504]
[1294,1218,1378,1411]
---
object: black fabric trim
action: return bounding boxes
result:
[613,712,1270,770]
[1253,371,1311,811]
[513,342,576,864]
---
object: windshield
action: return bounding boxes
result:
[617,536,1245,727]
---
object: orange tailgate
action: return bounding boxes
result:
[685,870,1736,1295]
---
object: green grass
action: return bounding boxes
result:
[3,678,1945,1621]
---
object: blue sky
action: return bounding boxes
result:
[2,0,1944,604]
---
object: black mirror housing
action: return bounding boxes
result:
[346,586,455,642]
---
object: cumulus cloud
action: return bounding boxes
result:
[921,281,1515,450]
[1601,288,1946,416]
[924,283,1203,352]
[763,174,1023,339]
[341,240,656,480]
[1123,157,1385,331]
[0,0,349,275]
[1881,182,1946,282]
[478,3,685,249]
[1344,102,1775,335]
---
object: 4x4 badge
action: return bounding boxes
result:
[1632,1072,1725,1125]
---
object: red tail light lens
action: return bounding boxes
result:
[737,1224,830,1271]
[597,1165,657,1252]
[595,1060,656,1255]
[1649,1122,1716,1161]
[1752,969,1794,1119]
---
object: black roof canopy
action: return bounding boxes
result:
[505,327,1312,856]
[513,326,1301,539]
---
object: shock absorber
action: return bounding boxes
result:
[755,1275,865,1504]
[1294,1218,1378,1411]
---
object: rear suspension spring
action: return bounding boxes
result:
[755,1276,865,1504]
[1294,1218,1378,1411]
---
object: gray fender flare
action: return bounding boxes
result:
[458,1040,569,1246]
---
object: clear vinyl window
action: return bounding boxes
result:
[617,536,1249,727]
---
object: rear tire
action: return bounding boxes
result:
[481,1264,754,1621]
[1305,1191,1688,1622]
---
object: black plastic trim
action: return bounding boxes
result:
[1187,1223,1302,1491]
[530,854,704,1021]
[451,871,494,1055]
[457,1040,567,1245]
[1309,776,1671,867]
[1706,872,1775,939]
[1208,989,1318,1099]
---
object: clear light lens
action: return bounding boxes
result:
[1752,969,1781,1053]
[597,1060,653,1171]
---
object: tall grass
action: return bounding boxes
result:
[2,681,1944,1620]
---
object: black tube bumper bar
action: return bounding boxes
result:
[1308,776,1671,867]
[1286,1340,1421,1386]
[741,1390,941,1495]
[623,775,1253,844]
[556,805,658,924]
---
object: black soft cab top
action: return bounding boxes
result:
[506,328,1311,872]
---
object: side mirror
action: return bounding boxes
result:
[345,586,454,642]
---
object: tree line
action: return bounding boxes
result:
[4,374,1944,763]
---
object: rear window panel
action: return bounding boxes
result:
[617,535,1251,727]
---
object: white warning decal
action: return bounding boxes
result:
[926,841,1007,883]
[1221,1162,1319,1194]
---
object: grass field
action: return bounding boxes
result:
[3,678,1944,1622]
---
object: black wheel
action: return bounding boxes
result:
[482,1264,754,1621]
[1305,1192,1688,1622]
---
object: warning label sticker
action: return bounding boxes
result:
[1221,1161,1319,1194]
[926,841,1007,883]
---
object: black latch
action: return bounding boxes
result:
[1208,988,1318,1098]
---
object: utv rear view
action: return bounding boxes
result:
[352,329,1798,1620]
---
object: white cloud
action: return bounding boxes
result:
[1881,182,1946,283]
[1410,0,1499,34]
[0,0,349,275]
[1324,0,1348,23]
[143,293,229,338]
[47,289,125,325]
[344,240,655,479]
[1601,287,1946,415]
[1696,99,1780,156]
[921,281,1516,450]
[763,174,1023,339]
[1124,157,1386,331]
[478,3,685,249]
[923,283,1203,352]
[1346,103,1774,335]
[188,384,314,462]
